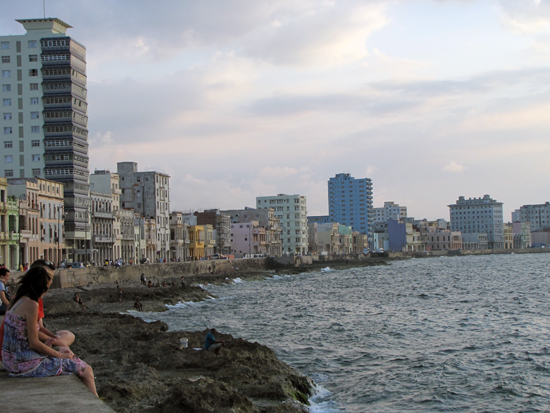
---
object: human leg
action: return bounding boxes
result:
[55,330,75,347]
[79,364,98,397]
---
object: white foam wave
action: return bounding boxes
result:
[232,277,243,284]
[320,267,332,272]
[308,383,340,412]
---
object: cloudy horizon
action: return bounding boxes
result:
[2,0,549,221]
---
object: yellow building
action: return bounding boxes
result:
[188,225,205,260]
[503,223,513,249]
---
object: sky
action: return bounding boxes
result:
[2,0,549,221]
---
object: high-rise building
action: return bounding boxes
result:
[448,195,504,249]
[1,18,90,261]
[328,173,373,240]
[372,201,407,223]
[256,194,308,254]
[512,203,550,232]
[117,162,170,260]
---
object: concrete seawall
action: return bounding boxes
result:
[47,247,550,290]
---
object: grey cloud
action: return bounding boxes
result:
[246,93,420,116]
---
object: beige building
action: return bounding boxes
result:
[8,177,65,265]
[169,211,189,261]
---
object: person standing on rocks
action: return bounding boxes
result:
[204,328,225,356]
[180,276,185,290]
[140,273,146,285]
[117,285,124,304]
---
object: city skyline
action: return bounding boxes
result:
[2,1,549,221]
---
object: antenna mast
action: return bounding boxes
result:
[43,0,46,18]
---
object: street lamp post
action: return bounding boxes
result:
[18,193,28,269]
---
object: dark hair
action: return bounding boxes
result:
[30,260,55,271]
[0,268,10,277]
[8,266,51,309]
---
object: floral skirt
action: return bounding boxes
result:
[2,351,88,378]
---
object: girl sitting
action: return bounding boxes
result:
[1,266,97,396]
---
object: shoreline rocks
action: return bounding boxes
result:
[42,271,314,412]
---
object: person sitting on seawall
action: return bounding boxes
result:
[30,260,75,348]
[0,267,11,315]
[204,328,225,356]
[1,266,98,396]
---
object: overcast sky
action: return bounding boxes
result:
[2,0,549,221]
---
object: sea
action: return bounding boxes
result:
[139,254,550,412]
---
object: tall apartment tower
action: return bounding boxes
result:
[513,203,550,232]
[448,195,504,249]
[1,18,90,260]
[328,173,373,240]
[256,194,308,254]
[117,162,170,260]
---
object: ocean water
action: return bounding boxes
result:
[141,254,550,412]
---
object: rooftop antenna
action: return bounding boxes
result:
[43,0,46,18]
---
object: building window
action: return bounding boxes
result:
[4,155,13,163]
[32,154,40,161]
[4,141,12,148]
[28,40,37,48]
[29,69,38,76]
[31,140,40,147]
[1,42,9,50]
[31,126,40,133]
[30,97,39,105]
[3,127,12,134]
[3,99,10,106]
[30,83,39,91]
[32,168,41,177]
[4,169,13,177]
[3,112,11,120]
[30,112,39,119]
[1,56,9,63]
[2,70,10,78]
[29,55,38,62]
[2,84,10,92]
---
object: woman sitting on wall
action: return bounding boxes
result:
[1,266,97,396]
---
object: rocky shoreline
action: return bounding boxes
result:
[42,270,316,412]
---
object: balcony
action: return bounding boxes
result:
[94,235,114,243]
[93,211,113,219]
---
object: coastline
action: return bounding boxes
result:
[42,270,315,412]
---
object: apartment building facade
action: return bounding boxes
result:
[222,207,282,256]
[328,173,373,243]
[449,195,504,249]
[1,18,91,263]
[117,162,170,261]
[256,194,308,254]
[513,203,550,232]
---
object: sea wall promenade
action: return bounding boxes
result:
[47,247,550,290]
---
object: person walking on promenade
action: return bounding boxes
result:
[1,266,98,396]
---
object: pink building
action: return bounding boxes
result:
[230,221,267,257]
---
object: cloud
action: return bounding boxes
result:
[498,0,550,35]
[443,161,465,173]
[243,2,389,66]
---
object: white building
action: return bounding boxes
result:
[1,18,91,261]
[256,194,308,254]
[373,201,408,223]
[449,195,504,249]
[117,162,170,261]
[512,203,550,232]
